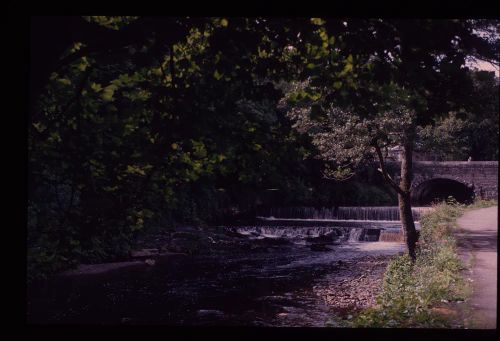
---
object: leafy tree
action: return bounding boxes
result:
[415,70,499,161]
[28,17,322,278]
[463,70,499,160]
[284,19,498,260]
[416,112,471,161]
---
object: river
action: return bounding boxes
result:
[27,206,428,325]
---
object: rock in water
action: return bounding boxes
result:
[306,233,335,244]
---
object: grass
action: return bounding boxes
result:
[464,198,497,210]
[327,198,496,328]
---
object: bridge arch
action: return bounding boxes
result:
[411,177,475,206]
[411,174,475,192]
[409,161,498,201]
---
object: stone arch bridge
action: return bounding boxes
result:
[411,161,498,199]
[387,161,498,202]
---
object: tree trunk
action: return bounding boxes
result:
[399,138,418,261]
[372,138,418,260]
[399,192,418,260]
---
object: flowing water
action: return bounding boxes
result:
[27,206,427,326]
[348,228,365,242]
[258,206,432,221]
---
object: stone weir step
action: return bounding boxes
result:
[252,218,420,229]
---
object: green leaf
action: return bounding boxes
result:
[319,30,328,42]
[77,57,90,71]
[101,84,117,101]
[213,70,224,80]
[90,82,102,92]
[253,143,262,151]
[126,165,146,176]
[48,132,62,143]
[310,18,326,26]
[58,78,72,86]
[33,122,47,133]
[339,61,353,76]
[307,91,321,101]
[333,81,343,89]
[220,18,229,27]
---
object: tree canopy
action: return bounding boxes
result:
[28,17,499,278]
[282,18,498,259]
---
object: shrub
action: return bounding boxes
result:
[345,201,471,328]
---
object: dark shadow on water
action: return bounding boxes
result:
[27,244,340,325]
[27,224,406,326]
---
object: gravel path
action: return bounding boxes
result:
[455,206,497,329]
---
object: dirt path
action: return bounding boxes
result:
[455,206,497,329]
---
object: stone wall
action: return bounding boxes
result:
[385,161,498,200]
[411,161,498,200]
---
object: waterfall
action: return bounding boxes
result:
[259,206,432,221]
[232,205,429,244]
[232,226,346,239]
[348,228,365,242]
[230,225,403,244]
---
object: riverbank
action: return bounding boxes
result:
[320,255,391,315]
[336,199,497,328]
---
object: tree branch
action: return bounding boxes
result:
[373,143,404,195]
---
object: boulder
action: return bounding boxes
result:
[306,233,335,244]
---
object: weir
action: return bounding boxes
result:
[232,226,347,239]
[231,225,395,243]
[235,206,434,243]
[257,206,433,221]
